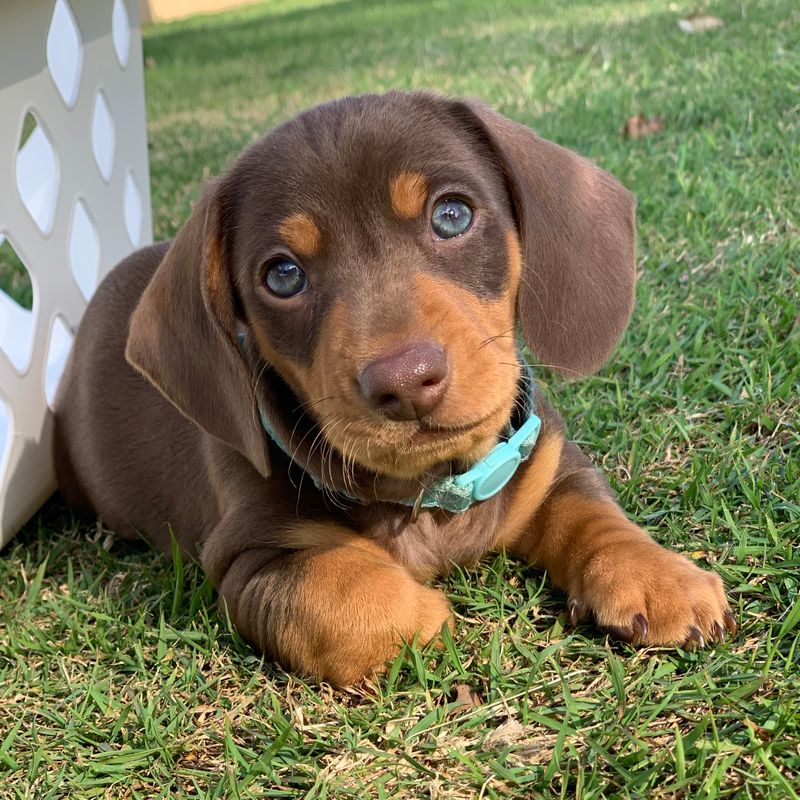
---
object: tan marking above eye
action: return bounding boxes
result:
[278,212,321,258]
[389,171,429,220]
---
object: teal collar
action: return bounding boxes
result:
[255,360,541,515]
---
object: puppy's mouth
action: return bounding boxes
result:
[320,400,515,481]
[253,372,522,503]
[414,409,501,438]
[310,364,523,481]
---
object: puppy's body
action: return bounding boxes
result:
[55,241,567,572]
[55,92,734,684]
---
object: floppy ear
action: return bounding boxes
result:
[462,101,637,377]
[125,182,270,477]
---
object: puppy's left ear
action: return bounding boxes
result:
[125,181,271,477]
[458,100,637,378]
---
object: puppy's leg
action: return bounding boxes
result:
[506,440,735,647]
[203,521,451,685]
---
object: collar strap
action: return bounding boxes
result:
[254,351,540,514]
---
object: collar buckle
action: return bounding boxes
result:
[413,409,541,514]
[455,413,540,501]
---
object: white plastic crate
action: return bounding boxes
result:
[0,0,153,547]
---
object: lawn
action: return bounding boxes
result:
[1,0,799,797]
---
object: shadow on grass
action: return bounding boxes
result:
[141,0,693,132]
[143,0,655,68]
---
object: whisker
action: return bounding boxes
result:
[476,328,516,352]
[499,360,581,378]
[310,417,348,511]
[249,359,270,431]
[518,271,549,320]
[287,413,330,488]
[340,422,359,497]
[430,303,455,335]
[296,415,339,509]
[318,418,350,511]
[292,395,337,414]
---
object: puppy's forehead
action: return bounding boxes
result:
[242,94,487,231]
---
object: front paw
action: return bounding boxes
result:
[567,540,736,649]
[277,543,453,686]
[308,582,452,686]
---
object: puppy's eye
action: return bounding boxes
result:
[431,198,473,239]
[265,259,308,298]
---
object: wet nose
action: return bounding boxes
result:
[358,342,449,421]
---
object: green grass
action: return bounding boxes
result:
[2,0,799,796]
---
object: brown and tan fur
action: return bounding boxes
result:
[53,92,735,686]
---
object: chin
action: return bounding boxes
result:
[328,411,510,481]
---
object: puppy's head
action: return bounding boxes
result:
[126,92,635,486]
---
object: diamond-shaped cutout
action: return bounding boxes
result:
[112,0,131,68]
[91,91,116,183]
[124,170,143,246]
[0,395,12,487]
[69,199,100,301]
[16,111,60,236]
[0,235,36,373]
[0,236,33,311]
[47,0,83,108]
[44,316,74,410]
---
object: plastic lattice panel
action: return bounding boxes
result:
[0,0,152,547]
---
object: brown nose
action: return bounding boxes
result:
[358,342,449,421]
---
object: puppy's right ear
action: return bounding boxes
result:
[125,182,270,477]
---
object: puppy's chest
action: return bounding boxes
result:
[354,499,506,578]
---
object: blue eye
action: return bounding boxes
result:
[431,198,473,239]
[265,259,307,298]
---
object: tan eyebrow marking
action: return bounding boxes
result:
[389,171,429,220]
[278,212,321,258]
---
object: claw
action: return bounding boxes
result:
[631,613,649,645]
[604,625,633,643]
[713,621,725,644]
[567,598,584,628]
[683,625,705,651]
[723,609,738,636]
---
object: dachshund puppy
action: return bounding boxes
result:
[54,92,735,685]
